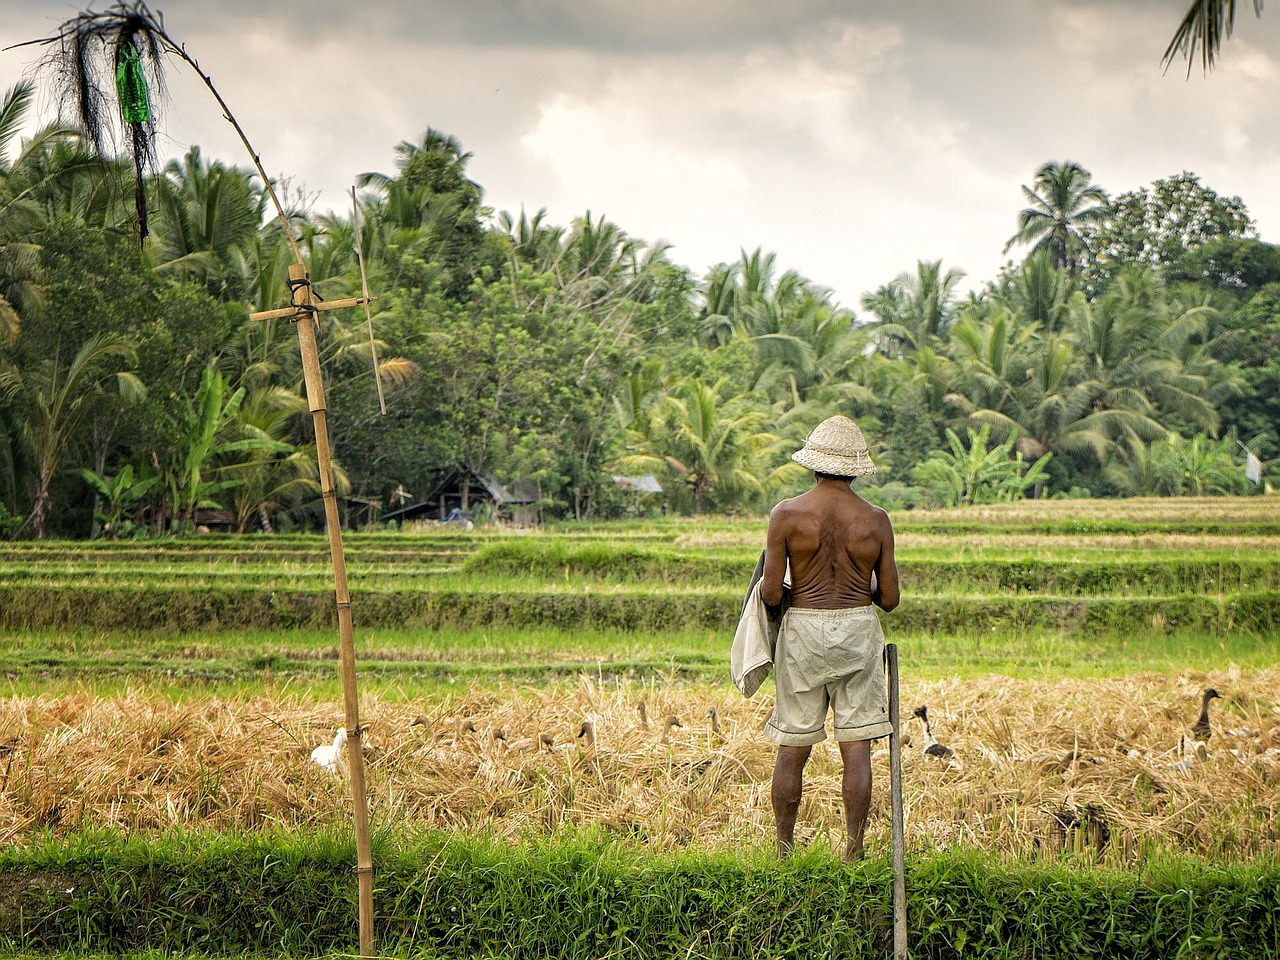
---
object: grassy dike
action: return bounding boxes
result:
[1,584,1277,637]
[1,830,1277,960]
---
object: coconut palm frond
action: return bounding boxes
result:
[1163,0,1265,76]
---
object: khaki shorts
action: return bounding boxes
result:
[765,606,892,746]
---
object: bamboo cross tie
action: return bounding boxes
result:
[247,278,376,323]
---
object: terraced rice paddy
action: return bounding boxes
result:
[0,495,1276,860]
[0,496,1277,958]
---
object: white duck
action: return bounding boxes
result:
[311,728,348,774]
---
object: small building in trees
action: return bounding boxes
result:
[340,495,383,532]
[612,474,665,514]
[380,467,541,528]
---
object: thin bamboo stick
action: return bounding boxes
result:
[887,642,908,960]
[352,186,386,415]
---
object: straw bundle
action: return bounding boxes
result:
[1,670,1276,860]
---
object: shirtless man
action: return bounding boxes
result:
[760,415,899,861]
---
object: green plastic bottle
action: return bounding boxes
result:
[115,40,151,125]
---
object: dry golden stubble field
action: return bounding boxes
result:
[3,669,1276,860]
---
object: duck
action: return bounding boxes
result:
[1191,688,1221,742]
[310,728,347,774]
[911,706,954,760]
[706,707,724,737]
[1051,802,1111,854]
[637,700,650,731]
[660,715,684,744]
[577,719,597,749]
[508,731,555,754]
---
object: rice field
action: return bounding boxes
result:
[2,669,1277,861]
[0,495,1278,956]
[0,495,1276,858]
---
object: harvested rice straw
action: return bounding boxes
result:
[0,671,1277,859]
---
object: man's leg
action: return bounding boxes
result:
[771,744,812,857]
[838,738,872,862]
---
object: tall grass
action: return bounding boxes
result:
[1,674,1276,859]
[1,829,1276,959]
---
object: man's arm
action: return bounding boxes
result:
[872,514,899,612]
[760,505,789,607]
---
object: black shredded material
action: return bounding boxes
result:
[18,3,169,243]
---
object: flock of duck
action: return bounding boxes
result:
[907,687,1280,775]
[311,688,1280,781]
[310,699,706,774]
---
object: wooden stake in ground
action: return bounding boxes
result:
[250,266,376,957]
[886,642,908,960]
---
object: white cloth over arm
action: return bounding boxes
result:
[730,578,779,697]
[730,550,788,697]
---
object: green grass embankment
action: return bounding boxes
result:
[0,581,1274,636]
[1,830,1276,960]
[3,622,1276,697]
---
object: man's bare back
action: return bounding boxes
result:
[760,475,899,611]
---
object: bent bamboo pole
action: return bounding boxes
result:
[288,262,376,957]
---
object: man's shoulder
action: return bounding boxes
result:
[769,494,806,519]
[843,488,889,518]
[860,499,891,523]
[861,500,894,532]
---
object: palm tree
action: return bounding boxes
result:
[221,385,326,533]
[617,377,798,513]
[945,305,1036,426]
[862,260,966,359]
[997,251,1075,334]
[1058,268,1228,463]
[695,249,780,347]
[149,147,266,300]
[1004,162,1108,275]
[1165,0,1265,74]
[358,127,485,286]
[1,82,105,341]
[750,298,876,407]
[498,206,565,274]
[0,334,141,538]
[1,82,105,229]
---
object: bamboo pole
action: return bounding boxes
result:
[288,261,375,957]
[887,642,908,960]
[14,9,377,954]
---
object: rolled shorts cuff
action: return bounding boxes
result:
[764,717,827,747]
[834,719,893,743]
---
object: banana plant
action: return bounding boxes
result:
[163,362,289,532]
[78,463,157,537]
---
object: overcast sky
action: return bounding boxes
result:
[3,1,1278,313]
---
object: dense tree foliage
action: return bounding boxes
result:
[0,82,1274,536]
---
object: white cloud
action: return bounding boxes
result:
[3,0,1280,307]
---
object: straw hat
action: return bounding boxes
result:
[791,415,876,477]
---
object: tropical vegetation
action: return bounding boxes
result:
[1,79,1277,537]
